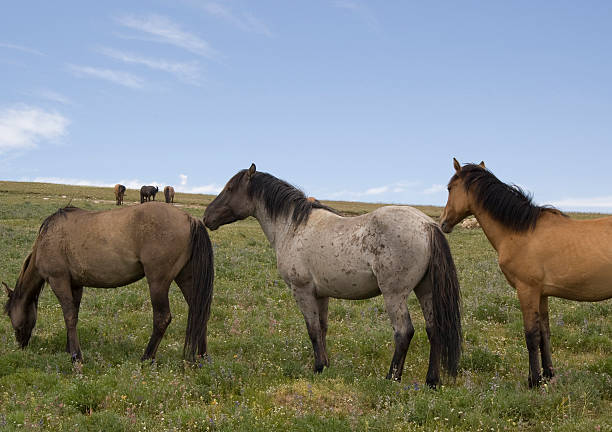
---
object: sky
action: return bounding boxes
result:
[1,1,612,211]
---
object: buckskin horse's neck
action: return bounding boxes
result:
[470,202,519,253]
[253,201,297,250]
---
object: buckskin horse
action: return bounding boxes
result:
[164,186,175,204]
[114,184,126,205]
[204,164,462,387]
[440,158,612,387]
[3,202,214,362]
[140,186,159,203]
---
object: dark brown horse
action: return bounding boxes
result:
[3,202,214,362]
[140,186,159,203]
[164,186,175,204]
[114,184,126,205]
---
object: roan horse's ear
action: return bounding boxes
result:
[453,158,461,173]
[2,281,12,297]
[479,161,486,169]
[248,163,256,178]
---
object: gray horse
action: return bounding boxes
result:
[204,164,462,386]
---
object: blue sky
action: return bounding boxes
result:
[1,1,612,211]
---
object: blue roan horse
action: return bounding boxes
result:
[204,164,462,387]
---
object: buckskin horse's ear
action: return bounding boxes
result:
[248,163,256,178]
[2,282,12,297]
[479,160,486,169]
[453,158,461,173]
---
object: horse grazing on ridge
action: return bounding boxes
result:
[204,164,462,387]
[114,184,126,205]
[164,186,175,204]
[3,202,214,362]
[140,186,159,203]
[440,158,612,387]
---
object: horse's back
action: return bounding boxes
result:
[35,203,193,287]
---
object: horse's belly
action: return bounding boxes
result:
[313,270,380,300]
[69,258,144,288]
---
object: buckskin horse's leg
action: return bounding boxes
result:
[539,296,555,379]
[414,278,440,388]
[517,284,542,387]
[49,276,83,362]
[292,283,327,373]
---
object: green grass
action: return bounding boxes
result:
[0,180,611,431]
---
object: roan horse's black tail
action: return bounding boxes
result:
[427,224,462,377]
[184,218,214,360]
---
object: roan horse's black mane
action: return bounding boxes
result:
[452,164,567,232]
[245,171,339,226]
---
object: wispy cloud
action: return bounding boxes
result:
[423,184,445,194]
[68,64,145,89]
[0,105,69,153]
[179,174,188,186]
[551,196,612,210]
[115,14,216,58]
[99,47,202,85]
[179,184,222,194]
[334,0,379,31]
[36,89,73,105]
[199,2,272,36]
[364,186,388,195]
[0,42,46,57]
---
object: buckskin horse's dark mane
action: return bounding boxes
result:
[452,164,567,232]
[39,206,81,235]
[243,171,339,226]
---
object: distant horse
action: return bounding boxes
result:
[204,164,462,386]
[140,186,159,203]
[440,158,612,387]
[3,202,214,362]
[164,186,175,204]
[114,184,126,205]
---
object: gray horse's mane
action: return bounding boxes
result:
[245,171,339,226]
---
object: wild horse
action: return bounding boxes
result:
[204,164,462,387]
[114,183,126,205]
[140,186,159,203]
[440,158,612,387]
[164,186,175,204]
[3,202,214,362]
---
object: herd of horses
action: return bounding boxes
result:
[113,184,175,205]
[3,159,612,389]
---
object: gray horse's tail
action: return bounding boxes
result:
[183,218,215,360]
[427,224,462,377]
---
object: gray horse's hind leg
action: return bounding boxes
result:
[317,296,330,367]
[49,276,83,362]
[381,292,415,381]
[292,283,327,373]
[141,278,172,361]
[414,277,441,388]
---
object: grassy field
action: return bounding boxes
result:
[0,180,610,431]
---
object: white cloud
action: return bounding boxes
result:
[179,174,188,185]
[334,0,379,31]
[36,89,73,105]
[423,184,445,194]
[364,186,389,195]
[115,14,216,58]
[200,2,272,36]
[179,184,222,194]
[68,64,145,89]
[0,105,69,153]
[551,196,612,209]
[0,42,46,56]
[99,47,202,85]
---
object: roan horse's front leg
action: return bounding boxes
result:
[292,283,328,373]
